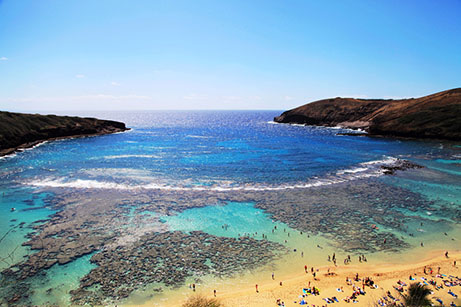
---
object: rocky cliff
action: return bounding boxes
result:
[274,88,461,140]
[0,111,129,156]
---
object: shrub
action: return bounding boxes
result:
[182,294,223,307]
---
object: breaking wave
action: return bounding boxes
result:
[0,141,49,161]
[267,121,367,133]
[102,154,162,159]
[28,157,399,192]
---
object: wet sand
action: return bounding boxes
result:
[152,250,461,307]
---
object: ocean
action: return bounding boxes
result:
[0,110,460,305]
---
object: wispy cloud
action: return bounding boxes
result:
[75,74,85,78]
[111,81,121,86]
[183,93,208,100]
[2,94,151,103]
[335,94,369,99]
[0,56,8,61]
[284,96,295,101]
[222,95,242,101]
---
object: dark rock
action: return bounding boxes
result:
[274,88,461,140]
[0,111,130,157]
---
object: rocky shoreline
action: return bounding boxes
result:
[274,88,461,140]
[0,111,129,157]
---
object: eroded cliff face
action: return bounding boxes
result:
[274,88,461,140]
[0,111,129,156]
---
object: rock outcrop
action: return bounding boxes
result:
[0,111,129,156]
[274,88,461,140]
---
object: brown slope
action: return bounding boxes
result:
[274,88,461,140]
[0,111,129,156]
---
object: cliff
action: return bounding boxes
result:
[274,88,461,140]
[0,111,129,156]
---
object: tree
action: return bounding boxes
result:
[182,294,223,307]
[402,283,432,307]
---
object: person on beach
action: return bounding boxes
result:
[445,251,449,258]
[213,289,216,297]
[305,265,308,273]
[255,284,258,293]
[192,283,195,291]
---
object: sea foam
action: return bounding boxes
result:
[28,157,398,192]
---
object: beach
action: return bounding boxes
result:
[166,250,461,307]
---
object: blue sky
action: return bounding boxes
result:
[0,0,460,111]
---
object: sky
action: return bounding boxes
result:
[0,0,460,112]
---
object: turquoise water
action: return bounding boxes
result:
[163,201,306,246]
[27,253,96,306]
[0,111,459,305]
[0,187,55,271]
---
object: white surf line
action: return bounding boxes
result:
[28,158,397,192]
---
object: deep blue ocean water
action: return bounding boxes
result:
[2,110,458,188]
[0,111,460,305]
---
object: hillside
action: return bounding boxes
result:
[0,111,129,156]
[274,88,461,140]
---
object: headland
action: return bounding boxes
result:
[274,88,461,140]
[0,111,129,157]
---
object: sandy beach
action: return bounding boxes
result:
[166,250,461,307]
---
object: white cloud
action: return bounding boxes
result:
[111,81,121,86]
[183,93,208,100]
[0,56,8,61]
[284,96,295,101]
[335,94,369,99]
[222,95,242,101]
[75,74,85,78]
[382,95,412,100]
[2,94,151,103]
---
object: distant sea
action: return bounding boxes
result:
[0,111,460,305]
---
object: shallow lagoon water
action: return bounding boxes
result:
[0,111,460,305]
